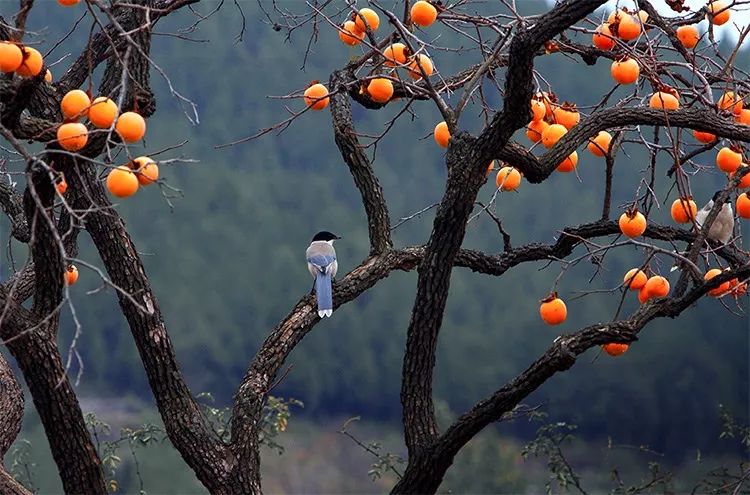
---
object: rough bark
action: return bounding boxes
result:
[0,351,30,495]
[330,69,392,254]
[67,162,237,493]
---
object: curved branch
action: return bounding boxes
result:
[498,107,750,183]
[477,0,607,157]
[395,4,609,488]
[0,351,29,495]
[0,178,29,243]
[0,352,23,458]
[330,69,392,254]
[67,162,233,493]
[433,263,750,472]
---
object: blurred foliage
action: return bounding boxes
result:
[1,2,749,489]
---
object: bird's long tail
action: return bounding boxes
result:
[315,272,333,317]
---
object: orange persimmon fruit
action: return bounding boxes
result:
[106,165,139,198]
[495,166,521,191]
[115,111,146,143]
[619,209,647,238]
[57,123,88,151]
[410,1,438,27]
[539,293,567,325]
[304,83,329,110]
[623,268,647,290]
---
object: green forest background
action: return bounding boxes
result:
[1,1,749,493]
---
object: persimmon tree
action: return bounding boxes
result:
[1,0,749,494]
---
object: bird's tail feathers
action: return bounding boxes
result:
[315,272,333,318]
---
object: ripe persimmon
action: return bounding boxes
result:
[716,147,742,173]
[671,197,697,223]
[552,105,579,130]
[132,156,159,186]
[354,8,380,32]
[593,23,615,50]
[16,46,42,77]
[607,9,625,24]
[495,166,521,191]
[55,174,68,195]
[531,99,546,121]
[64,265,79,286]
[737,109,750,126]
[383,43,407,66]
[539,293,567,325]
[619,209,647,238]
[676,25,700,48]
[587,131,612,157]
[407,54,433,80]
[704,268,731,296]
[410,1,437,27]
[623,268,647,290]
[611,58,639,85]
[434,121,450,148]
[304,83,329,110]
[645,275,670,298]
[693,130,716,143]
[557,152,578,173]
[338,21,364,46]
[367,78,393,103]
[717,91,743,115]
[88,97,118,128]
[732,281,748,297]
[541,123,567,148]
[708,1,730,25]
[526,120,549,143]
[0,42,23,73]
[737,193,750,219]
[603,343,629,356]
[106,166,139,198]
[638,285,650,303]
[57,123,88,151]
[730,164,750,189]
[115,111,146,143]
[617,14,641,41]
[649,91,679,110]
[61,90,90,120]
[536,91,556,118]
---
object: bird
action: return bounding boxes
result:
[670,192,734,273]
[695,191,734,244]
[306,231,341,317]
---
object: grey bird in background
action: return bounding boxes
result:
[306,231,340,317]
[671,192,734,273]
[695,191,734,244]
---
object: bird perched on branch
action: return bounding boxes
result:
[671,192,734,273]
[695,191,734,244]
[306,231,340,317]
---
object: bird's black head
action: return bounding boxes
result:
[312,231,341,242]
[712,191,730,203]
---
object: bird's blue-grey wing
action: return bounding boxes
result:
[307,253,336,272]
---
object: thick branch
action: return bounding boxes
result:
[0,179,29,243]
[330,69,392,254]
[67,161,233,493]
[396,2,608,480]
[0,352,28,494]
[478,0,607,158]
[499,108,750,183]
[433,263,750,468]
[0,352,23,458]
